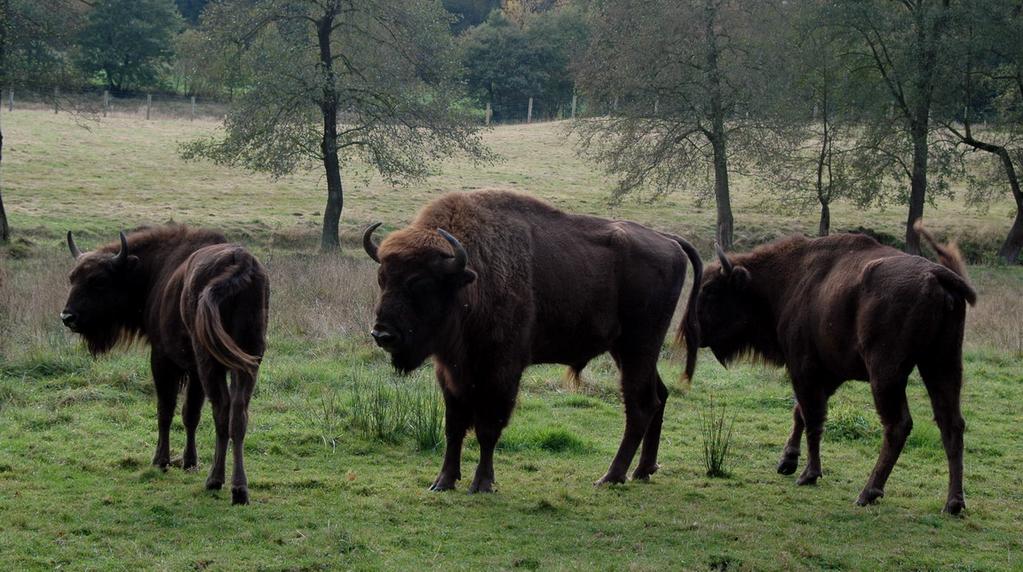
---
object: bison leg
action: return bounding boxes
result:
[468,373,520,494]
[597,353,659,486]
[919,359,966,516]
[431,386,470,492]
[856,376,912,507]
[151,352,184,470]
[777,403,804,475]
[228,370,256,505]
[198,361,229,494]
[793,386,828,486]
[181,371,205,471]
[632,375,668,480]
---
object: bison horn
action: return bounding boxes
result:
[437,228,468,274]
[114,231,129,265]
[715,242,734,275]
[363,222,382,263]
[67,231,83,259]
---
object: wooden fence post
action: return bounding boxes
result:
[7,89,12,112]
[571,94,577,119]
[191,96,196,121]
[485,101,492,126]
[103,90,109,117]
[53,87,59,114]
[654,97,659,115]
[527,97,533,124]
[146,94,152,120]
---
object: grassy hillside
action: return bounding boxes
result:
[0,109,1021,570]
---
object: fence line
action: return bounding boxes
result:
[0,88,230,121]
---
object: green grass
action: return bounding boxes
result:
[1,109,1022,570]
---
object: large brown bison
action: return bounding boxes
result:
[684,223,975,514]
[61,225,268,504]
[363,190,702,492]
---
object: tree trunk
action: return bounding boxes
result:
[818,203,830,237]
[709,132,733,249]
[704,0,734,250]
[996,151,1023,264]
[0,125,8,243]
[316,11,343,252]
[905,123,928,255]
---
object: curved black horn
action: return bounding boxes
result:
[67,231,83,259]
[715,242,733,275]
[114,231,129,265]
[363,222,382,263]
[437,228,467,274]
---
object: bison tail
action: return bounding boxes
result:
[661,232,703,384]
[914,220,977,306]
[194,260,263,375]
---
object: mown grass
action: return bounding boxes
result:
[0,108,1021,570]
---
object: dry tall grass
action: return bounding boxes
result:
[0,248,1019,361]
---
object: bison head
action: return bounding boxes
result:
[62,231,142,355]
[363,223,477,374]
[695,243,756,365]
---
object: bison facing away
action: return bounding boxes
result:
[364,190,702,492]
[62,225,269,504]
[685,225,975,514]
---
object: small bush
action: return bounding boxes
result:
[700,399,736,478]
[826,406,880,442]
[408,382,444,452]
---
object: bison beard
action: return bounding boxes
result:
[685,224,975,514]
[62,225,269,505]
[364,190,702,492]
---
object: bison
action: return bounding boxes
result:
[61,225,269,504]
[363,190,702,492]
[684,223,975,514]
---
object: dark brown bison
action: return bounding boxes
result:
[363,190,702,492]
[684,223,975,514]
[61,225,269,504]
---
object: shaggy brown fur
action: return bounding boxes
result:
[365,190,702,492]
[684,225,975,514]
[62,225,268,505]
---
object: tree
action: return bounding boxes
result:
[77,0,182,95]
[443,0,501,33]
[183,0,492,251]
[175,0,210,24]
[574,0,775,249]
[0,0,85,243]
[461,8,587,122]
[941,0,1023,263]
[837,0,957,254]
[755,0,863,237]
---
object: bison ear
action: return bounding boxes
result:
[730,265,751,289]
[456,268,476,287]
[122,255,140,272]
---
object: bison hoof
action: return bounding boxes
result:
[429,475,458,492]
[231,486,249,505]
[855,487,884,506]
[796,468,821,486]
[776,454,799,475]
[943,498,966,516]
[205,477,224,491]
[152,456,171,471]
[468,477,494,494]
[632,464,659,481]
[594,473,627,487]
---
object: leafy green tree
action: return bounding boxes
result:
[835,0,959,254]
[940,0,1023,263]
[0,0,85,243]
[183,0,492,251]
[444,0,501,33]
[77,0,182,94]
[573,0,778,249]
[176,0,210,24]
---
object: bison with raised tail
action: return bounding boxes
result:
[363,190,702,492]
[684,222,975,514]
[62,225,269,504]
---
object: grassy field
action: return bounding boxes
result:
[0,109,1021,570]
